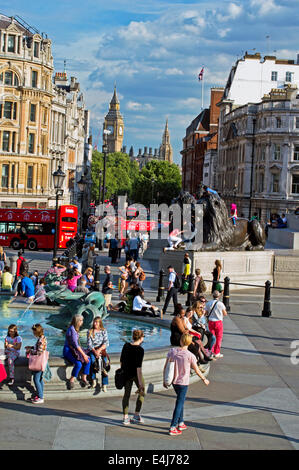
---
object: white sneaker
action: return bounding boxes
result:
[32,397,44,404]
[214,353,223,358]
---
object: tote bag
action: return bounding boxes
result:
[163,358,175,387]
[0,361,7,382]
[28,351,49,372]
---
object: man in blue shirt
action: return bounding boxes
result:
[20,273,35,301]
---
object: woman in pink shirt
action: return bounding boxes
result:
[67,268,82,292]
[163,333,209,436]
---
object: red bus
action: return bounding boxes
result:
[118,217,171,244]
[0,205,78,251]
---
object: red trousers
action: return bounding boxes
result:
[208,320,223,355]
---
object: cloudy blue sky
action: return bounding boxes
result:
[2,0,299,163]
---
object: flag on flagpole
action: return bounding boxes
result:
[198,67,204,81]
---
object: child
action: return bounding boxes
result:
[5,324,22,385]
[103,280,114,309]
[67,268,82,292]
[34,279,47,305]
[230,203,238,226]
[1,266,13,291]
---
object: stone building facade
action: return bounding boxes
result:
[216,52,299,219]
[181,88,223,194]
[0,14,90,209]
[126,119,174,168]
[217,85,299,219]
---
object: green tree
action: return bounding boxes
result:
[91,151,139,202]
[131,160,182,206]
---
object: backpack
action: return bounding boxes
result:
[173,273,181,289]
[20,259,29,275]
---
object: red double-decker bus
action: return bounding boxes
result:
[0,205,78,251]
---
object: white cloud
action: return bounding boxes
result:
[165,68,184,76]
[250,0,281,16]
[126,101,154,111]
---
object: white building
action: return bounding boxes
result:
[217,52,299,219]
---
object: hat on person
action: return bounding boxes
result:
[73,256,79,261]
[212,290,221,299]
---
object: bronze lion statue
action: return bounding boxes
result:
[173,188,266,251]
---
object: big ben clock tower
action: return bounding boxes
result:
[103,86,124,153]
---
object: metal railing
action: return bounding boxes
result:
[156,270,299,318]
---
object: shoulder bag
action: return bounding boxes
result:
[114,368,125,389]
[163,350,175,387]
[207,300,218,319]
[28,350,49,372]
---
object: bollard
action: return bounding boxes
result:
[9,255,18,277]
[94,264,100,292]
[262,280,272,317]
[223,276,231,312]
[186,273,195,307]
[156,269,165,302]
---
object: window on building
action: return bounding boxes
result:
[11,132,16,153]
[7,35,15,53]
[1,71,19,86]
[11,164,15,189]
[28,133,35,154]
[286,71,293,82]
[31,70,38,88]
[259,173,264,193]
[294,145,299,161]
[33,41,39,58]
[27,166,33,189]
[292,174,299,194]
[2,131,9,152]
[276,117,281,128]
[1,164,9,188]
[296,117,299,129]
[271,71,278,81]
[261,146,266,161]
[30,104,36,122]
[3,101,17,120]
[271,173,280,193]
[274,144,281,160]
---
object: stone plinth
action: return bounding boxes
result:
[158,250,275,291]
[268,227,299,249]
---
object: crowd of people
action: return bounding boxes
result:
[0,239,230,435]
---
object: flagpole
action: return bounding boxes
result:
[201,67,204,109]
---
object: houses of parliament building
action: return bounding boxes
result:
[103,87,174,168]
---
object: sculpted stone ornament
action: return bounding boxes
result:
[44,272,108,330]
[172,188,266,251]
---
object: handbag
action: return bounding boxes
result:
[0,360,7,382]
[198,278,207,293]
[139,271,146,281]
[114,368,125,389]
[163,351,175,388]
[215,282,222,292]
[28,350,49,372]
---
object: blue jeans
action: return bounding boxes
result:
[171,384,188,428]
[63,345,91,378]
[32,370,44,399]
[89,352,109,385]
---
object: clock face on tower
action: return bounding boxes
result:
[119,126,123,135]
[107,125,114,134]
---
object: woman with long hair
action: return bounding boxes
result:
[120,329,145,425]
[87,317,109,391]
[63,314,91,389]
[211,259,222,294]
[25,324,47,404]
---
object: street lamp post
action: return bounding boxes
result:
[52,165,66,262]
[77,174,87,236]
[98,169,102,206]
[102,129,110,205]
